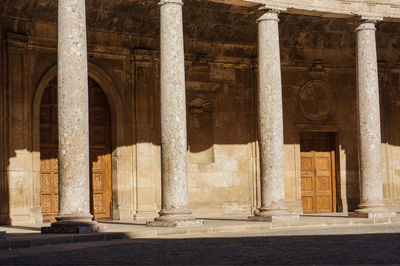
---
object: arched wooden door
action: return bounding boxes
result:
[40,77,112,222]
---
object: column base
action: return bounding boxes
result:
[351,202,398,219]
[146,209,203,227]
[41,215,105,234]
[0,231,6,239]
[249,208,299,222]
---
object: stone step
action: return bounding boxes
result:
[1,215,400,251]
[0,232,126,250]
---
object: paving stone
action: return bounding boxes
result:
[3,224,400,265]
[0,240,9,250]
[10,240,31,250]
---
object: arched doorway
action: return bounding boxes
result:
[40,77,112,222]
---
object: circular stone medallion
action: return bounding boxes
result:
[298,80,336,122]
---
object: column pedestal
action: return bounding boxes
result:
[147,0,202,228]
[42,0,102,234]
[41,217,102,234]
[353,17,397,219]
[147,210,203,227]
[249,209,300,223]
[353,203,397,219]
[249,8,298,223]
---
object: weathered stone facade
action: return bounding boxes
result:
[0,0,399,225]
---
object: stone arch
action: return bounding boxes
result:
[32,62,126,220]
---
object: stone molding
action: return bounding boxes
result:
[6,33,28,48]
[133,49,158,63]
[258,5,287,13]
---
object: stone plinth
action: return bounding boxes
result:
[249,210,299,222]
[41,220,104,234]
[249,8,298,222]
[353,17,397,218]
[147,219,204,228]
[352,205,397,219]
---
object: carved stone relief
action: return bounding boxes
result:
[298,80,336,122]
[189,97,213,114]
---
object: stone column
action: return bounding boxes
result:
[354,17,397,218]
[42,0,101,234]
[147,0,202,227]
[249,8,298,222]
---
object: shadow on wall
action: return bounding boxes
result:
[380,69,400,202]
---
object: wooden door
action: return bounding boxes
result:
[89,80,112,220]
[40,79,59,221]
[40,77,112,222]
[300,132,336,213]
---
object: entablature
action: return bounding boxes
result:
[211,0,400,20]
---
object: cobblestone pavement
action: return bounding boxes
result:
[1,224,400,265]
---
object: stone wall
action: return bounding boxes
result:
[186,56,255,216]
[381,68,400,207]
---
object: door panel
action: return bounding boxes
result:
[40,77,112,222]
[88,80,112,220]
[40,80,59,222]
[300,132,336,213]
[300,154,315,213]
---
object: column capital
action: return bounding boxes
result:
[356,15,383,31]
[159,0,183,6]
[257,7,285,22]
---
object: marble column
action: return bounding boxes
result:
[354,17,397,218]
[249,8,298,222]
[147,0,202,227]
[42,0,101,233]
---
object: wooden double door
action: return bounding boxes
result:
[40,78,112,222]
[300,132,336,213]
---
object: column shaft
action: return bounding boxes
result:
[148,0,202,227]
[42,0,101,233]
[57,0,90,220]
[354,18,396,218]
[250,9,298,222]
